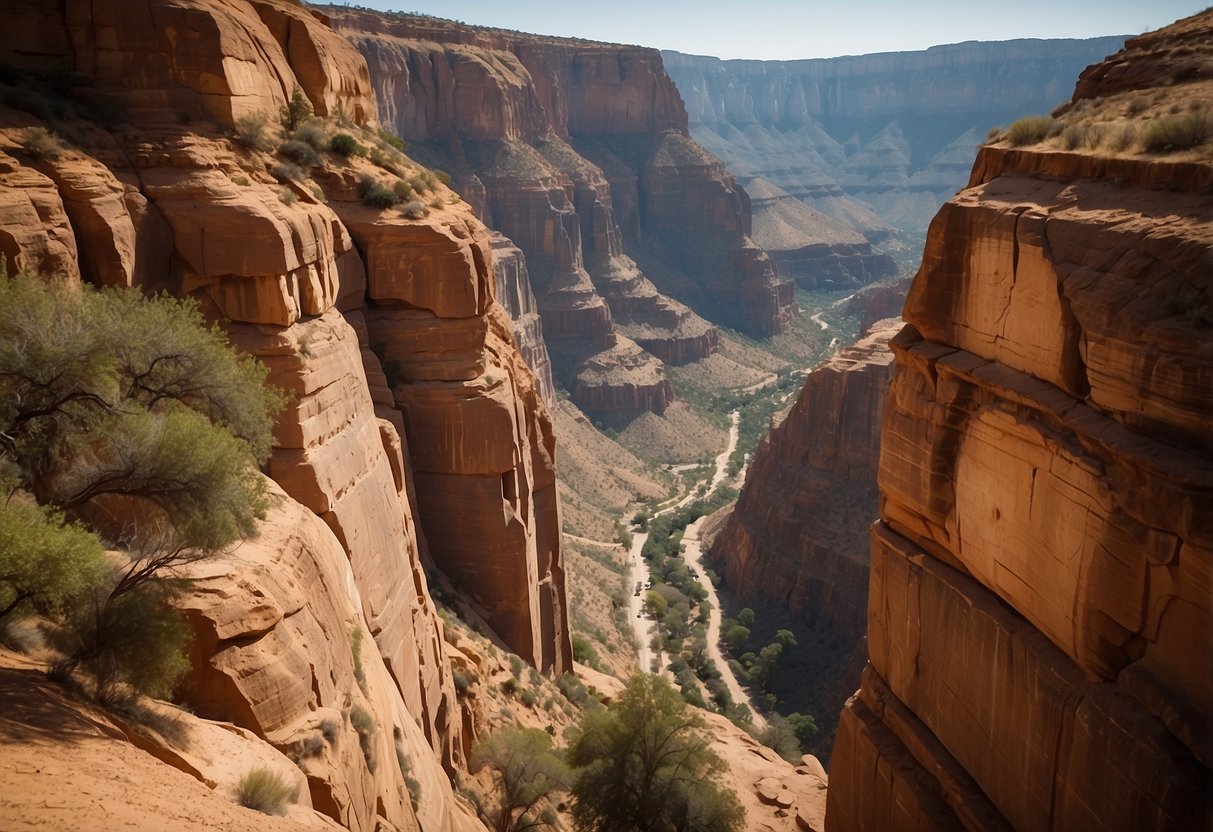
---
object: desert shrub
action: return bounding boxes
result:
[234,112,273,151]
[0,501,109,624]
[19,127,64,161]
[1109,123,1139,151]
[520,688,538,707]
[400,199,427,220]
[291,120,327,150]
[509,654,524,679]
[328,132,365,157]
[236,767,296,816]
[1,271,282,700]
[428,197,445,209]
[452,668,472,696]
[501,677,519,696]
[469,727,569,832]
[557,672,592,708]
[407,174,429,194]
[270,162,302,183]
[278,139,319,167]
[396,747,422,810]
[350,626,367,693]
[1143,109,1213,153]
[350,704,377,771]
[1126,96,1149,116]
[1062,122,1106,150]
[1006,115,1054,146]
[368,148,400,174]
[377,129,406,151]
[362,182,398,209]
[392,180,415,201]
[319,716,340,745]
[279,87,312,132]
[431,169,452,186]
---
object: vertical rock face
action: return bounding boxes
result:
[712,321,899,638]
[322,7,795,415]
[827,15,1213,831]
[0,0,569,827]
[664,37,1126,240]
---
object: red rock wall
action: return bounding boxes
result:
[711,320,899,639]
[0,1,571,828]
[324,8,795,405]
[827,17,1213,831]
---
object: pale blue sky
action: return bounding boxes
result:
[333,1,1203,59]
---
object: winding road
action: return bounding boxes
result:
[625,410,767,728]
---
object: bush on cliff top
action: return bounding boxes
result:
[1143,108,1213,153]
[1006,115,1055,146]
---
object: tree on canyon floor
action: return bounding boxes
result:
[567,674,743,832]
[0,269,282,699]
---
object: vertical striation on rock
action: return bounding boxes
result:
[827,14,1213,831]
[708,319,899,758]
[663,37,1126,242]
[0,1,572,827]
[320,7,796,416]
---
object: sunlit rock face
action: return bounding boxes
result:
[325,7,797,417]
[826,13,1213,831]
[0,3,572,829]
[664,36,1126,242]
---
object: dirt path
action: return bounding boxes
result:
[628,410,763,731]
[680,516,768,731]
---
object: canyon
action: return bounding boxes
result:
[323,7,794,421]
[0,1,1209,830]
[663,36,1126,262]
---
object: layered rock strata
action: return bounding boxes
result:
[0,1,571,827]
[827,17,1213,830]
[711,320,900,639]
[323,8,795,413]
[664,37,1126,241]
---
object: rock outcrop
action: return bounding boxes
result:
[827,15,1213,830]
[0,1,572,828]
[322,7,795,415]
[664,37,1126,242]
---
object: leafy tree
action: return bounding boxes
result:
[736,608,755,627]
[786,712,819,744]
[469,727,570,832]
[279,87,312,132]
[751,642,784,690]
[0,271,282,698]
[723,624,749,653]
[567,674,743,832]
[756,713,801,762]
[774,629,797,652]
[0,498,109,622]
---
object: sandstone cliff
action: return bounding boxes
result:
[827,14,1213,830]
[664,37,1126,243]
[0,1,573,828]
[321,7,794,416]
[707,320,899,759]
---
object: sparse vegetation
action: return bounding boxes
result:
[278,139,320,167]
[1143,108,1213,153]
[350,625,368,693]
[279,87,312,132]
[19,126,64,160]
[469,727,570,832]
[328,132,366,157]
[234,112,274,151]
[236,767,296,816]
[400,199,427,219]
[350,703,377,771]
[567,674,743,832]
[270,162,303,183]
[377,129,406,152]
[1006,115,1054,146]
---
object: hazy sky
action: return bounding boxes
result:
[339,1,1203,59]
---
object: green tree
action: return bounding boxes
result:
[773,629,797,652]
[0,498,109,622]
[469,727,570,832]
[722,624,749,654]
[567,674,743,832]
[787,712,819,744]
[279,87,312,132]
[0,271,282,698]
[756,713,801,762]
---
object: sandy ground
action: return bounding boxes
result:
[0,654,322,832]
